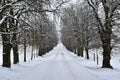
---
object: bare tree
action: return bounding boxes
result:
[86,0,120,68]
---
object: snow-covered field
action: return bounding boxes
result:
[0,43,120,80]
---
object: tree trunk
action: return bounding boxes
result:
[1,19,12,68]
[101,22,113,68]
[85,48,89,59]
[31,45,34,60]
[102,43,112,68]
[77,46,83,57]
[24,41,27,62]
[2,34,12,68]
[12,33,19,64]
[85,39,89,59]
[13,45,19,64]
[101,33,112,68]
[38,47,42,56]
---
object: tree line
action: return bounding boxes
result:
[0,0,66,68]
[61,0,120,68]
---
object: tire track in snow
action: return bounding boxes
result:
[61,52,78,80]
[41,52,59,80]
[41,52,78,80]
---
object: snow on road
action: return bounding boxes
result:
[1,43,120,80]
[12,43,101,80]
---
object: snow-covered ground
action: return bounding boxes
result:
[0,43,120,80]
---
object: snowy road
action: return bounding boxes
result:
[12,43,103,80]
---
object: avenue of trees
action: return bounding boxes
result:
[0,0,66,68]
[0,0,120,69]
[61,0,120,68]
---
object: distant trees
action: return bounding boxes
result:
[61,3,98,59]
[29,13,58,56]
[18,12,58,61]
